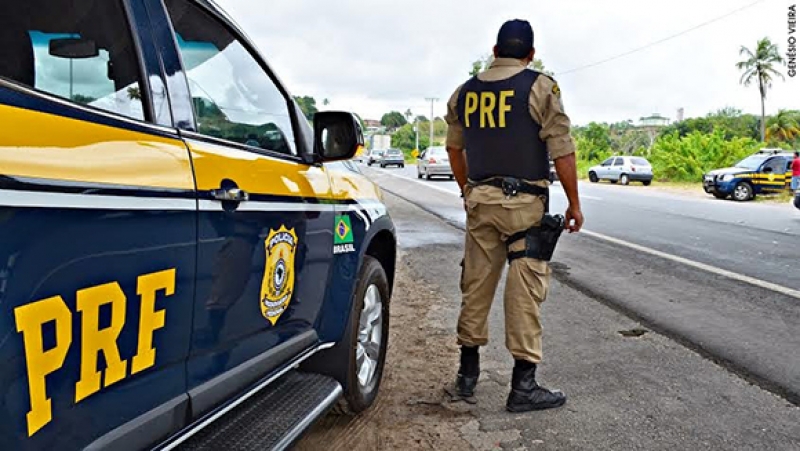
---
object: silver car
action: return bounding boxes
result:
[588,156,653,185]
[416,146,453,180]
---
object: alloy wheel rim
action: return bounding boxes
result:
[735,185,749,200]
[356,284,383,389]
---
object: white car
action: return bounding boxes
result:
[417,146,453,180]
[588,156,653,186]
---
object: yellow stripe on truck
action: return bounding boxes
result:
[0,104,194,190]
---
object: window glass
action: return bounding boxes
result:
[631,157,650,166]
[613,158,623,166]
[165,0,296,155]
[0,1,146,120]
[601,158,613,166]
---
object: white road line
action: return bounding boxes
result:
[373,168,800,300]
[582,230,800,300]
[373,168,461,196]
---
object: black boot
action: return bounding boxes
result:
[455,346,480,398]
[506,360,566,412]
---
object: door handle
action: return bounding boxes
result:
[211,187,249,202]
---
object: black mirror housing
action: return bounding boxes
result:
[49,38,99,59]
[313,112,364,162]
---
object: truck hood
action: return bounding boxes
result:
[706,167,749,177]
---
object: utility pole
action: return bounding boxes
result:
[425,97,438,149]
[414,117,419,152]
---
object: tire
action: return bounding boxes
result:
[380,164,385,168]
[642,180,651,186]
[449,175,454,180]
[620,174,630,185]
[732,182,753,201]
[417,170,423,179]
[589,172,598,183]
[336,256,390,414]
[400,164,404,168]
[301,256,390,415]
[425,171,432,180]
[609,179,617,184]
[367,162,372,167]
[712,192,727,199]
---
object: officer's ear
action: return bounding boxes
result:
[492,46,499,58]
[527,48,535,62]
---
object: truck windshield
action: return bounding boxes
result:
[735,155,769,170]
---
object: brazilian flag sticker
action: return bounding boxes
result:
[334,215,354,245]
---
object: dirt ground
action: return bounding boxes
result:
[294,250,475,451]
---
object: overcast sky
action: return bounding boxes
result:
[217,0,797,125]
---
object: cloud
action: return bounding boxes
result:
[218,0,798,124]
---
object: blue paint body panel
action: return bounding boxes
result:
[0,0,395,449]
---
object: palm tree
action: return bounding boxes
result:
[765,110,800,144]
[736,38,784,143]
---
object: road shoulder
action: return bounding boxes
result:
[296,192,800,450]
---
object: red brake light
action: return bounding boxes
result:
[631,166,636,172]
[429,158,437,164]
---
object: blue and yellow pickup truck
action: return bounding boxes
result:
[0,1,396,449]
[703,149,795,201]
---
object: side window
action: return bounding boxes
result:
[601,158,613,167]
[165,0,296,155]
[1,1,146,121]
[613,158,623,166]
[762,158,784,173]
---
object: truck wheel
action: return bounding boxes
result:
[334,256,390,414]
[588,172,598,183]
[733,182,753,201]
[620,174,630,185]
[642,180,651,186]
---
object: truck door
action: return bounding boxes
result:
[154,0,336,418]
[0,1,196,449]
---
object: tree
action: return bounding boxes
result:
[470,54,553,76]
[71,94,96,105]
[736,38,784,142]
[415,115,428,122]
[380,111,407,129]
[323,98,329,106]
[293,96,318,120]
[765,110,800,144]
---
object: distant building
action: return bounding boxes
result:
[639,113,670,127]
[676,108,684,122]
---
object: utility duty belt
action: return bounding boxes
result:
[468,177,564,263]
[469,177,549,198]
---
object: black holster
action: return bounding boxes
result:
[506,214,565,263]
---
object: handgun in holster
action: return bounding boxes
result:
[505,213,565,263]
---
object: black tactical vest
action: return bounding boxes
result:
[456,69,549,181]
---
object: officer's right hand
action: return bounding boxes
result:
[565,206,584,233]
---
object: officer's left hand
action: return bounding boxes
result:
[565,206,584,233]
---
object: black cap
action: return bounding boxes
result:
[496,19,534,59]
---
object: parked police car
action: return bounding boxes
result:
[703,149,794,201]
[0,1,396,450]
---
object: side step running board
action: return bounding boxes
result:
[176,372,341,451]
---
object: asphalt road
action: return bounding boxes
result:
[299,190,800,450]
[361,163,800,405]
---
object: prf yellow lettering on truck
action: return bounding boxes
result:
[463,90,514,128]
[13,268,176,437]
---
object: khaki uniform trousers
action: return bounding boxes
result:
[458,182,551,363]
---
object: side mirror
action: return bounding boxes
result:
[49,38,99,59]
[763,167,773,173]
[313,112,363,162]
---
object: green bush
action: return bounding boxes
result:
[647,130,760,182]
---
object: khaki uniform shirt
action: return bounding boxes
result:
[445,58,576,161]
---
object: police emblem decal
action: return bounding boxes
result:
[260,225,298,325]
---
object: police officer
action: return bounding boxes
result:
[444,19,584,412]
